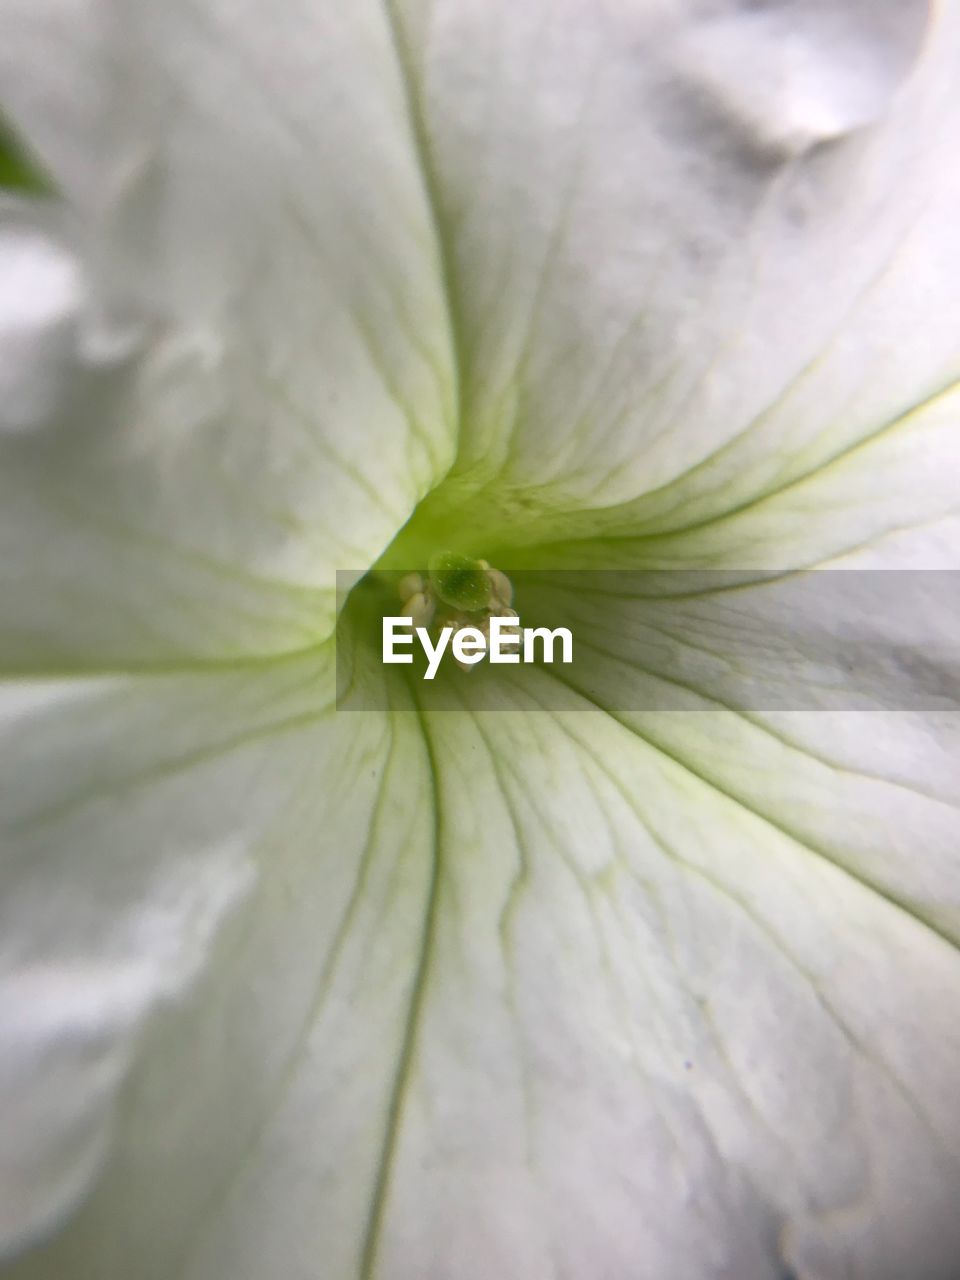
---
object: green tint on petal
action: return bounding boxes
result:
[0,118,52,195]
[381,0,957,561]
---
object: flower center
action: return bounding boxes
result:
[395,553,518,672]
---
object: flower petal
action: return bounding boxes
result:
[0,653,441,1273]
[3,4,959,1280]
[5,647,960,1279]
[391,0,959,567]
[387,688,960,1280]
[0,0,458,665]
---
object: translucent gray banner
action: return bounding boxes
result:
[336,569,960,713]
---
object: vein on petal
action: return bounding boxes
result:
[358,694,444,1280]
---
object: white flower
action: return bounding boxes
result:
[1,2,959,1278]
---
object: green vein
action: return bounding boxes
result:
[381,0,465,459]
[168,713,399,1279]
[358,696,444,1280]
[542,663,960,958]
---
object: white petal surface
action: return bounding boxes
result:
[4,655,960,1280]
[0,0,457,665]
[0,651,439,1274]
[2,1,960,1278]
[398,685,960,1280]
[389,0,959,570]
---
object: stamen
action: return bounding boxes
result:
[395,552,516,673]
